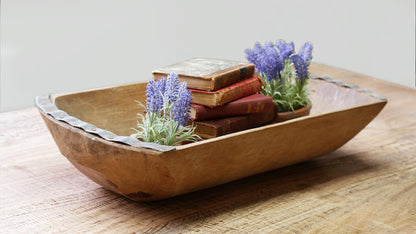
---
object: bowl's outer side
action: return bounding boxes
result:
[38,98,386,201]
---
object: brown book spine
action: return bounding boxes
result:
[191,94,275,120]
[211,64,255,91]
[189,77,262,107]
[193,107,277,138]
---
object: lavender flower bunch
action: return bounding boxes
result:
[245,39,313,112]
[131,72,200,146]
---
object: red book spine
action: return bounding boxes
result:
[189,77,262,107]
[191,94,275,120]
[217,77,262,106]
[193,106,277,138]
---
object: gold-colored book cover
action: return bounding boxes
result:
[153,58,255,91]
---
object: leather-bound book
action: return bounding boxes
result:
[193,107,277,139]
[190,94,275,120]
[153,57,255,91]
[189,77,262,107]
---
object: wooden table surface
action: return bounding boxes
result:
[1,64,415,233]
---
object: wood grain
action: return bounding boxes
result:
[1,64,415,233]
[42,74,386,201]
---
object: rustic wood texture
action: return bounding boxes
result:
[1,64,415,232]
[41,75,385,201]
[275,102,311,122]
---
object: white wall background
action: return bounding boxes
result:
[1,0,415,112]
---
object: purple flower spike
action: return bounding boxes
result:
[245,42,264,72]
[155,77,166,96]
[262,43,282,81]
[276,40,295,61]
[299,42,313,64]
[165,72,180,103]
[170,82,192,126]
[145,71,193,128]
[146,80,163,113]
[246,42,285,81]
[281,42,295,61]
[246,39,312,82]
[291,54,309,81]
[275,39,287,53]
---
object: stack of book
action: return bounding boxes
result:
[153,58,277,138]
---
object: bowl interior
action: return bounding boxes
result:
[53,79,379,137]
[54,83,147,136]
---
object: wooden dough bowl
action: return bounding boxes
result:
[35,77,387,201]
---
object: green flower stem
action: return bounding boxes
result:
[132,101,200,146]
[260,61,310,112]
